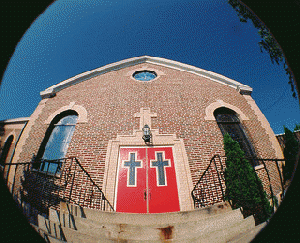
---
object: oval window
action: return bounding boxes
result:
[133,71,157,81]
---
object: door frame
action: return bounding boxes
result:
[103,129,194,211]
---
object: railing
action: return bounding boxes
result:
[247,158,285,201]
[191,156,285,210]
[2,157,114,219]
[59,157,114,211]
[191,155,226,208]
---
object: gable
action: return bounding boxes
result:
[40,56,252,99]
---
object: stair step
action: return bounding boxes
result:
[59,201,232,225]
[45,234,67,243]
[37,214,66,241]
[38,201,259,242]
[190,215,255,243]
[227,221,267,243]
[174,208,246,239]
[58,216,254,242]
[59,207,244,241]
[56,204,255,242]
[61,226,113,243]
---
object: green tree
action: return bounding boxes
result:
[294,123,300,132]
[283,126,299,183]
[228,0,297,98]
[224,133,272,223]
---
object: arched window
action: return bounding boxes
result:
[0,135,14,167]
[214,107,256,160]
[37,111,78,173]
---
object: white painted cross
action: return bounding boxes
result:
[134,108,157,130]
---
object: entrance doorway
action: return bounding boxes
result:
[115,146,180,213]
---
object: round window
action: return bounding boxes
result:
[133,71,157,81]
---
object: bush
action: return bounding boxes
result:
[224,133,272,223]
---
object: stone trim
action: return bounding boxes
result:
[254,164,265,170]
[243,95,284,159]
[7,99,48,185]
[3,131,16,144]
[0,117,30,124]
[102,129,194,212]
[40,56,252,99]
[44,102,88,124]
[134,107,157,130]
[204,100,249,121]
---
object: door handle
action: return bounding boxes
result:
[144,190,147,200]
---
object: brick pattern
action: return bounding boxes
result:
[192,156,283,208]
[255,163,283,197]
[192,157,226,208]
[16,63,280,202]
[10,163,61,214]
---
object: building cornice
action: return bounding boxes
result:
[40,56,252,99]
[0,117,30,124]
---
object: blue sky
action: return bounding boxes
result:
[0,0,299,135]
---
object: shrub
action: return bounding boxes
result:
[224,133,272,223]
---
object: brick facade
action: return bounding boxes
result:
[4,56,284,211]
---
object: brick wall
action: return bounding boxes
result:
[15,63,281,201]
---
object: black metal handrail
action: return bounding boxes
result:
[191,155,226,208]
[191,156,285,210]
[246,158,285,201]
[59,157,114,211]
[2,157,114,220]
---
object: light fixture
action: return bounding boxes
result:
[142,124,152,144]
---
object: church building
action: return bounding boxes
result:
[0,56,285,241]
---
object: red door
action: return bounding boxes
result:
[115,147,180,213]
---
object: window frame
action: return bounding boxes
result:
[214,108,258,165]
[35,110,78,173]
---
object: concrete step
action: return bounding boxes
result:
[37,214,66,241]
[227,221,267,243]
[40,201,258,242]
[53,201,256,242]
[189,215,255,243]
[57,215,255,243]
[59,207,245,241]
[61,226,114,243]
[44,233,67,243]
[31,224,65,243]
[59,201,233,226]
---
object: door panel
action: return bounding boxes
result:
[148,147,180,213]
[115,146,180,213]
[116,147,147,213]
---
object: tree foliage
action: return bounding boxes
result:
[294,123,300,132]
[283,126,299,182]
[224,133,272,223]
[228,0,297,98]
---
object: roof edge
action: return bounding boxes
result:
[0,117,30,124]
[40,56,252,99]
